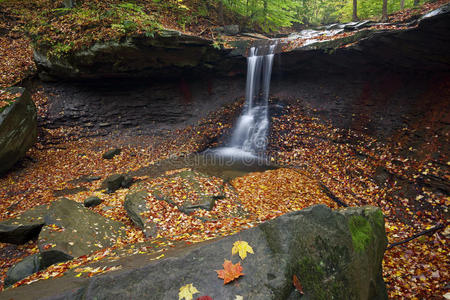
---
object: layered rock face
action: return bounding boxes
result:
[34,29,245,80]
[0,87,37,175]
[1,205,388,300]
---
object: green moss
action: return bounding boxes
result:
[369,209,384,228]
[297,257,329,300]
[348,215,373,252]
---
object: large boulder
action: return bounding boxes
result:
[38,198,127,262]
[0,87,37,175]
[1,205,388,299]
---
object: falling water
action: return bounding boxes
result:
[218,44,276,158]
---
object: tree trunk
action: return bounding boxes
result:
[218,0,224,25]
[414,0,420,6]
[352,0,358,21]
[381,0,388,22]
[263,0,268,26]
[400,0,405,9]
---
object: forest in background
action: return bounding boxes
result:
[218,0,434,30]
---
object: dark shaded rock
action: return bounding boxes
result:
[0,87,37,175]
[53,186,88,197]
[103,174,125,192]
[124,191,157,238]
[84,196,102,207]
[121,175,134,189]
[102,174,134,192]
[374,166,391,186]
[1,205,388,299]
[38,198,126,262]
[279,3,450,74]
[33,29,245,80]
[4,254,41,287]
[0,205,48,244]
[4,250,73,287]
[102,148,121,159]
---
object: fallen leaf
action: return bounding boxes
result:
[235,296,244,300]
[216,260,244,284]
[293,274,304,295]
[196,296,213,300]
[232,240,254,260]
[179,283,199,300]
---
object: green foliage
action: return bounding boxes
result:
[348,215,373,252]
[216,0,434,31]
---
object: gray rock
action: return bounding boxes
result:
[4,250,74,287]
[84,196,102,207]
[0,87,37,175]
[4,254,41,287]
[102,148,121,159]
[121,175,134,189]
[124,191,157,238]
[103,174,125,192]
[38,198,127,264]
[1,205,388,299]
[151,170,223,214]
[0,205,48,244]
[223,25,240,35]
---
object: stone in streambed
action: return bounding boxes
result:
[102,148,121,159]
[4,254,41,287]
[102,174,134,192]
[124,191,157,238]
[38,198,126,266]
[0,205,48,244]
[84,196,102,207]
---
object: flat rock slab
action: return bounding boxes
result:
[150,170,225,214]
[38,198,127,259]
[1,205,388,300]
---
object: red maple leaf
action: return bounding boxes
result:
[293,274,304,295]
[196,296,213,300]
[216,260,244,284]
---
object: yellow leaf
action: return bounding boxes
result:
[232,240,254,260]
[178,283,199,300]
[75,273,82,277]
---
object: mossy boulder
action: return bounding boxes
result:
[0,87,37,175]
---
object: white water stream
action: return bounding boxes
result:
[216,44,276,158]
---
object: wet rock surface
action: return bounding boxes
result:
[0,205,388,300]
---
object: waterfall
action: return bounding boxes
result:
[220,44,276,158]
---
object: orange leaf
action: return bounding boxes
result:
[216,260,244,284]
[293,274,304,295]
